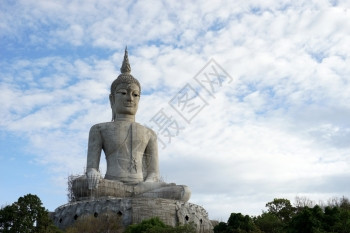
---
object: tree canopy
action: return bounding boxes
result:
[0,194,61,233]
[214,196,350,233]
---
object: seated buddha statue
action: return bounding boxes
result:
[72,48,191,202]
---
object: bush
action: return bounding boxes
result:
[65,211,123,233]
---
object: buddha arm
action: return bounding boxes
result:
[144,131,159,182]
[86,124,102,173]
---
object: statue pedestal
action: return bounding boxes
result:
[53,197,213,232]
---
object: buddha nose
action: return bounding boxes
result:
[126,92,133,101]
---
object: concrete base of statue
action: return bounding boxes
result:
[52,197,213,233]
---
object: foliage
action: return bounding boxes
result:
[124,217,196,233]
[286,205,323,233]
[213,222,228,233]
[214,213,260,233]
[254,212,283,233]
[0,193,62,233]
[215,196,350,233]
[65,211,123,233]
[286,204,350,233]
[265,198,295,223]
[227,213,257,232]
[334,206,350,233]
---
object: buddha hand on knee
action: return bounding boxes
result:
[86,168,102,190]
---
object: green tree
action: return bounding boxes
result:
[339,196,350,210]
[287,206,324,233]
[333,207,350,233]
[322,206,340,232]
[266,198,295,223]
[213,222,228,233]
[227,213,258,233]
[254,212,283,233]
[213,196,350,233]
[0,194,61,233]
[0,204,18,231]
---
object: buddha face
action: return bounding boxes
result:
[110,82,140,116]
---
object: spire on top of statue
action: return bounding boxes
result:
[120,46,131,74]
[110,46,141,96]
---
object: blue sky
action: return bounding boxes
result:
[1,0,350,221]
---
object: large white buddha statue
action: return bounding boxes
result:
[72,48,191,202]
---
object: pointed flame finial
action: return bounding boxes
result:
[120,46,131,74]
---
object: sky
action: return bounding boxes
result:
[1,0,350,222]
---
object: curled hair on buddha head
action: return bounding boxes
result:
[110,46,141,94]
[110,47,141,121]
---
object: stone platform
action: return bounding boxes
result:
[53,197,213,232]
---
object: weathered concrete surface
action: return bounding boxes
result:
[72,176,191,202]
[53,198,213,233]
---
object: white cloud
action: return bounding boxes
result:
[55,24,85,46]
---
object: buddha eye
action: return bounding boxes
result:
[133,93,140,97]
[116,89,127,95]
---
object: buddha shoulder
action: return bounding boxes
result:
[88,122,156,137]
[89,122,115,133]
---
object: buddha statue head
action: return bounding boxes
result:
[110,47,141,121]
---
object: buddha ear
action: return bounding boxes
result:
[109,94,116,121]
[109,94,114,108]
